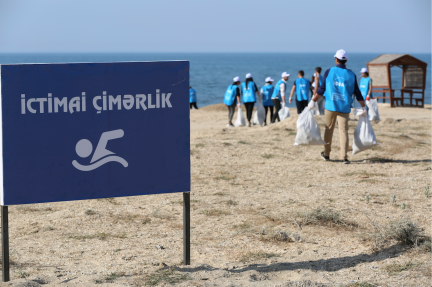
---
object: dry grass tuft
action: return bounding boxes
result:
[16,206,53,213]
[387,219,428,248]
[261,153,275,159]
[260,231,300,243]
[225,199,238,206]
[360,218,430,252]
[201,209,229,216]
[139,268,190,286]
[95,272,126,284]
[109,212,151,224]
[69,232,127,241]
[384,261,420,276]
[297,208,358,229]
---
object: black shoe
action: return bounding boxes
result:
[343,158,350,164]
[321,152,329,161]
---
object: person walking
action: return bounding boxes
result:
[359,68,373,101]
[241,73,261,127]
[312,67,325,115]
[189,86,198,109]
[260,77,274,126]
[271,72,289,123]
[289,70,311,114]
[308,49,366,164]
[223,76,242,127]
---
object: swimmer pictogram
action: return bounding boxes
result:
[72,129,128,171]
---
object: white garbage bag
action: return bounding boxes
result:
[294,107,326,145]
[253,102,266,126]
[235,107,246,127]
[352,108,380,155]
[253,111,258,125]
[367,99,380,122]
[278,106,290,121]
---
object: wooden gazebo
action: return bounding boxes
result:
[367,54,427,107]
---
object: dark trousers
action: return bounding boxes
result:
[244,102,255,122]
[264,106,273,124]
[190,102,198,109]
[227,102,236,123]
[296,100,308,114]
[271,99,281,123]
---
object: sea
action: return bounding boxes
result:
[0,53,430,108]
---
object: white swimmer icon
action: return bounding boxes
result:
[72,129,128,171]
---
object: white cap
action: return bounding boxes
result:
[281,72,290,78]
[360,67,368,73]
[265,77,274,82]
[334,49,348,61]
[245,73,253,79]
[233,76,241,82]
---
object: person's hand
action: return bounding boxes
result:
[237,103,241,108]
[361,108,367,117]
[308,100,316,109]
[289,98,292,104]
[281,102,285,108]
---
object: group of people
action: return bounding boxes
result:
[190,49,374,163]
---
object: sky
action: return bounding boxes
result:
[0,0,430,54]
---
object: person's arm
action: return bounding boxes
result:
[289,85,295,103]
[236,87,241,107]
[368,79,373,97]
[313,76,319,94]
[312,69,330,102]
[254,83,261,102]
[280,83,286,104]
[353,75,365,107]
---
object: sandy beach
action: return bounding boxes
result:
[2,104,431,287]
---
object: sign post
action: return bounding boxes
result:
[0,61,191,281]
[1,206,9,282]
[183,192,190,265]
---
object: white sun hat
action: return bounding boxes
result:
[265,77,274,82]
[245,73,253,79]
[233,76,241,82]
[334,49,348,60]
[360,67,368,73]
[281,72,290,78]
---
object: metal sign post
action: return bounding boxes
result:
[183,192,190,265]
[1,206,9,282]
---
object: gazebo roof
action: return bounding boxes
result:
[368,54,427,66]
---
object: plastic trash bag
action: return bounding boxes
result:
[278,106,290,121]
[253,102,266,126]
[235,107,246,127]
[367,99,380,122]
[352,108,380,155]
[294,107,326,145]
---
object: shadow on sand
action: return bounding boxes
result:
[175,244,407,274]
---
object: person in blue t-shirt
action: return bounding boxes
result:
[289,70,311,114]
[309,49,366,164]
[241,73,262,127]
[260,77,275,126]
[189,86,198,109]
[271,72,290,123]
[359,68,373,100]
[223,76,242,127]
[312,67,325,115]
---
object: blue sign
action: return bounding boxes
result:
[0,61,190,205]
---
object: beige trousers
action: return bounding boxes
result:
[323,110,349,159]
